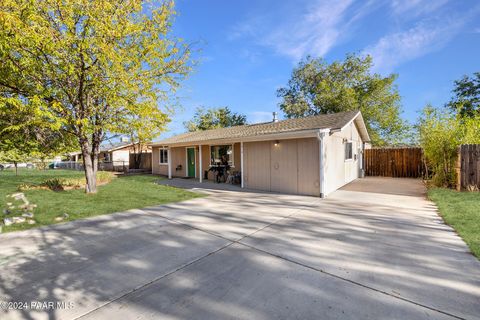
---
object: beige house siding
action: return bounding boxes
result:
[171,147,186,177]
[324,121,363,195]
[233,143,241,169]
[244,141,271,191]
[200,145,211,180]
[152,147,167,175]
[111,150,130,162]
[270,139,298,194]
[244,138,320,196]
[297,138,320,196]
[151,146,186,177]
[153,143,242,180]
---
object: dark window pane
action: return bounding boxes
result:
[345,142,353,160]
[210,145,233,165]
[160,149,168,164]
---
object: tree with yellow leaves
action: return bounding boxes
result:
[0,0,192,192]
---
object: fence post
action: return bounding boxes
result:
[456,146,462,191]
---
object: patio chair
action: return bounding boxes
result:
[226,171,241,185]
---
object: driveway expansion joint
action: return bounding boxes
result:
[73,202,320,319]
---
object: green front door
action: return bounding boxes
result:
[187,148,195,177]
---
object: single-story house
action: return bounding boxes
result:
[151,110,370,197]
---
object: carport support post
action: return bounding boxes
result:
[199,145,203,183]
[167,148,172,179]
[241,141,244,188]
[317,129,330,198]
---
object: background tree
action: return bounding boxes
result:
[121,112,168,169]
[0,98,76,173]
[417,72,480,188]
[184,107,247,132]
[417,106,463,187]
[448,72,480,118]
[0,143,32,176]
[0,0,192,193]
[277,54,408,145]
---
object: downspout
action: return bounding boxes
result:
[360,142,365,178]
[317,129,330,198]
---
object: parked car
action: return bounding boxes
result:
[49,162,59,169]
[0,163,12,170]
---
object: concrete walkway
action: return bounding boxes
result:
[0,178,479,319]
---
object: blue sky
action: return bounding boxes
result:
[161,0,480,137]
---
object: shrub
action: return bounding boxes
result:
[17,171,115,191]
[42,178,65,191]
[97,171,114,184]
[35,162,48,170]
[18,183,38,191]
[418,105,480,188]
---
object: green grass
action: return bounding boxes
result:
[0,169,202,233]
[428,188,480,259]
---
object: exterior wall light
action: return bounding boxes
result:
[274,140,280,146]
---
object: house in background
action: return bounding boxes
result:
[67,139,152,171]
[151,110,370,197]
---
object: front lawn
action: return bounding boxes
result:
[0,169,201,233]
[428,188,480,258]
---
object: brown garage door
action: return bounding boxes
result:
[244,141,271,191]
[244,138,319,196]
[271,139,298,194]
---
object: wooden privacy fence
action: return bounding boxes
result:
[129,153,152,170]
[364,147,423,178]
[457,144,480,191]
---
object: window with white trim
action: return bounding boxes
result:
[345,142,353,161]
[210,145,233,166]
[159,147,168,164]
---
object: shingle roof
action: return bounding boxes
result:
[100,142,132,152]
[152,110,364,145]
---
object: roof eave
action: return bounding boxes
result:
[337,111,370,142]
[150,128,324,147]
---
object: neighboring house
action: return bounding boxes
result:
[98,142,132,164]
[68,142,151,167]
[151,110,370,197]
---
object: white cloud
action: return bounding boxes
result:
[390,0,450,16]
[230,0,478,70]
[364,19,464,73]
[266,0,354,60]
[230,0,378,61]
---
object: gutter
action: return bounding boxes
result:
[150,128,322,148]
[316,129,330,198]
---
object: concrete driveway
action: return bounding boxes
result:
[1,177,479,320]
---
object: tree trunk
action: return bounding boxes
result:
[131,141,141,169]
[83,156,97,193]
[134,152,141,169]
[80,140,97,193]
